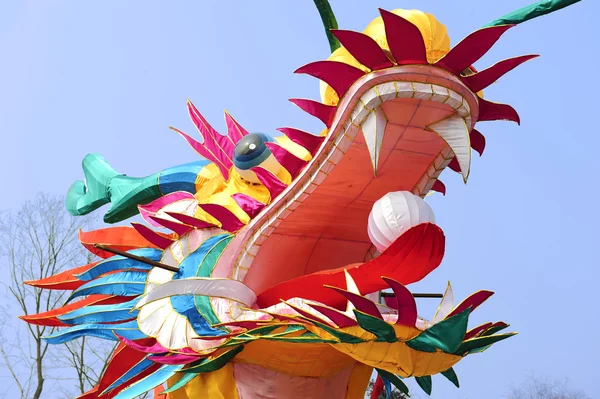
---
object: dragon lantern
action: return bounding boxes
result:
[21,1,582,398]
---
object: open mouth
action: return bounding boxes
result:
[228,65,479,296]
[21,6,563,396]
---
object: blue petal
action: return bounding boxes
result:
[69,271,147,301]
[111,364,184,399]
[43,320,147,344]
[102,357,155,395]
[383,378,392,399]
[76,248,162,281]
[58,298,139,325]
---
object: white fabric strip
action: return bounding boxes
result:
[135,277,257,309]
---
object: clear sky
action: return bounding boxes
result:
[0,1,597,398]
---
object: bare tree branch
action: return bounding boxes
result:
[0,193,113,399]
[506,374,590,399]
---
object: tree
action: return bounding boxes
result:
[506,376,590,399]
[0,193,112,399]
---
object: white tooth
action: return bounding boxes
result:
[431,282,454,324]
[431,85,449,103]
[361,107,387,175]
[446,89,463,111]
[351,101,366,123]
[428,115,471,182]
[413,82,434,100]
[375,82,397,102]
[343,270,359,316]
[395,81,413,98]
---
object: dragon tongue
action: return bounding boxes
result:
[427,115,472,182]
[362,107,387,175]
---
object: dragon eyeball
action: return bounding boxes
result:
[367,191,436,252]
[233,133,281,183]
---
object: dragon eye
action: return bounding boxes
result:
[233,133,281,183]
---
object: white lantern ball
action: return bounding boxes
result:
[367,191,436,252]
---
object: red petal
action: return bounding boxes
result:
[289,99,336,128]
[20,295,123,326]
[283,301,335,326]
[307,303,358,328]
[24,262,97,290]
[448,157,461,173]
[165,212,215,229]
[470,129,486,156]
[331,29,393,70]
[379,9,427,65]
[435,25,514,74]
[464,322,493,340]
[131,223,175,249]
[277,127,324,155]
[198,203,246,232]
[295,61,364,98]
[478,98,520,124]
[79,227,163,258]
[148,216,193,236]
[463,55,539,93]
[431,179,446,196]
[381,277,417,327]
[325,286,383,319]
[447,291,494,319]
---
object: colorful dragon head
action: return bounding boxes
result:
[22,5,570,399]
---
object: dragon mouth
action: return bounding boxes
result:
[224,65,479,294]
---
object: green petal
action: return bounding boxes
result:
[353,310,397,343]
[164,346,244,393]
[415,375,432,395]
[481,324,509,337]
[376,369,409,395]
[454,332,517,355]
[407,308,471,353]
[183,345,244,375]
[441,367,459,388]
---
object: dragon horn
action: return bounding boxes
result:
[484,0,582,27]
[313,0,341,53]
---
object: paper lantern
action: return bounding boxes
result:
[368,191,436,252]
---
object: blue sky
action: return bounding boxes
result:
[0,1,597,398]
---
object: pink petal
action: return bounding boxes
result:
[231,193,266,219]
[224,110,249,143]
[251,167,288,200]
[265,142,308,179]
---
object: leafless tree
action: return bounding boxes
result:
[506,375,590,399]
[0,193,114,399]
